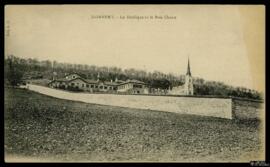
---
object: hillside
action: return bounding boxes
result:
[4,87,263,162]
[4,55,262,99]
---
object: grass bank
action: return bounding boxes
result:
[4,87,263,162]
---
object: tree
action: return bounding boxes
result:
[5,56,24,87]
[148,78,171,89]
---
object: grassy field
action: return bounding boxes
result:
[4,87,263,162]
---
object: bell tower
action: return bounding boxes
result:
[184,58,194,95]
[97,73,100,82]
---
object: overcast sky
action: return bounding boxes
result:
[5,5,265,91]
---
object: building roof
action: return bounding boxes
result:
[68,77,88,83]
[49,75,145,87]
[64,73,82,78]
[85,79,99,84]
[57,78,70,82]
[115,80,125,83]
[104,81,119,86]
[118,79,147,86]
[48,78,70,84]
[83,79,118,86]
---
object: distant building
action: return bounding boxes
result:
[48,73,118,93]
[149,87,168,95]
[117,79,149,94]
[169,58,194,95]
[48,73,149,94]
[114,77,125,84]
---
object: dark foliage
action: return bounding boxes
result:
[66,86,83,92]
[148,78,171,89]
[5,55,24,86]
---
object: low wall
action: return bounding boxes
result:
[27,84,233,119]
[232,98,263,120]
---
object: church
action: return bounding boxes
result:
[168,58,194,95]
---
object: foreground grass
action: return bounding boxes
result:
[4,87,263,162]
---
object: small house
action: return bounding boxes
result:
[117,79,149,94]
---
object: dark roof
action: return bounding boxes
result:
[128,79,145,84]
[52,77,97,84]
[68,77,88,83]
[118,79,146,86]
[48,78,69,84]
[49,76,145,87]
[116,80,125,83]
[68,78,118,86]
[104,81,119,86]
[85,79,99,84]
[64,73,82,78]
[57,78,70,82]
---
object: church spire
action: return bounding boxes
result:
[97,72,100,81]
[186,57,191,76]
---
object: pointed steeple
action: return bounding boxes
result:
[186,58,191,76]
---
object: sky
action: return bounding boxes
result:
[5,5,265,91]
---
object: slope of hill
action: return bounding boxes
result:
[4,87,263,162]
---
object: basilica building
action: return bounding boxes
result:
[168,58,194,95]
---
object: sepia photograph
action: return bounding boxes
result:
[4,5,265,162]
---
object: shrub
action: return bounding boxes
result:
[66,86,82,92]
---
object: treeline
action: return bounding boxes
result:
[4,55,262,100]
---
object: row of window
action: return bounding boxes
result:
[118,84,133,90]
[70,82,116,90]
[118,84,143,89]
[56,82,143,91]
